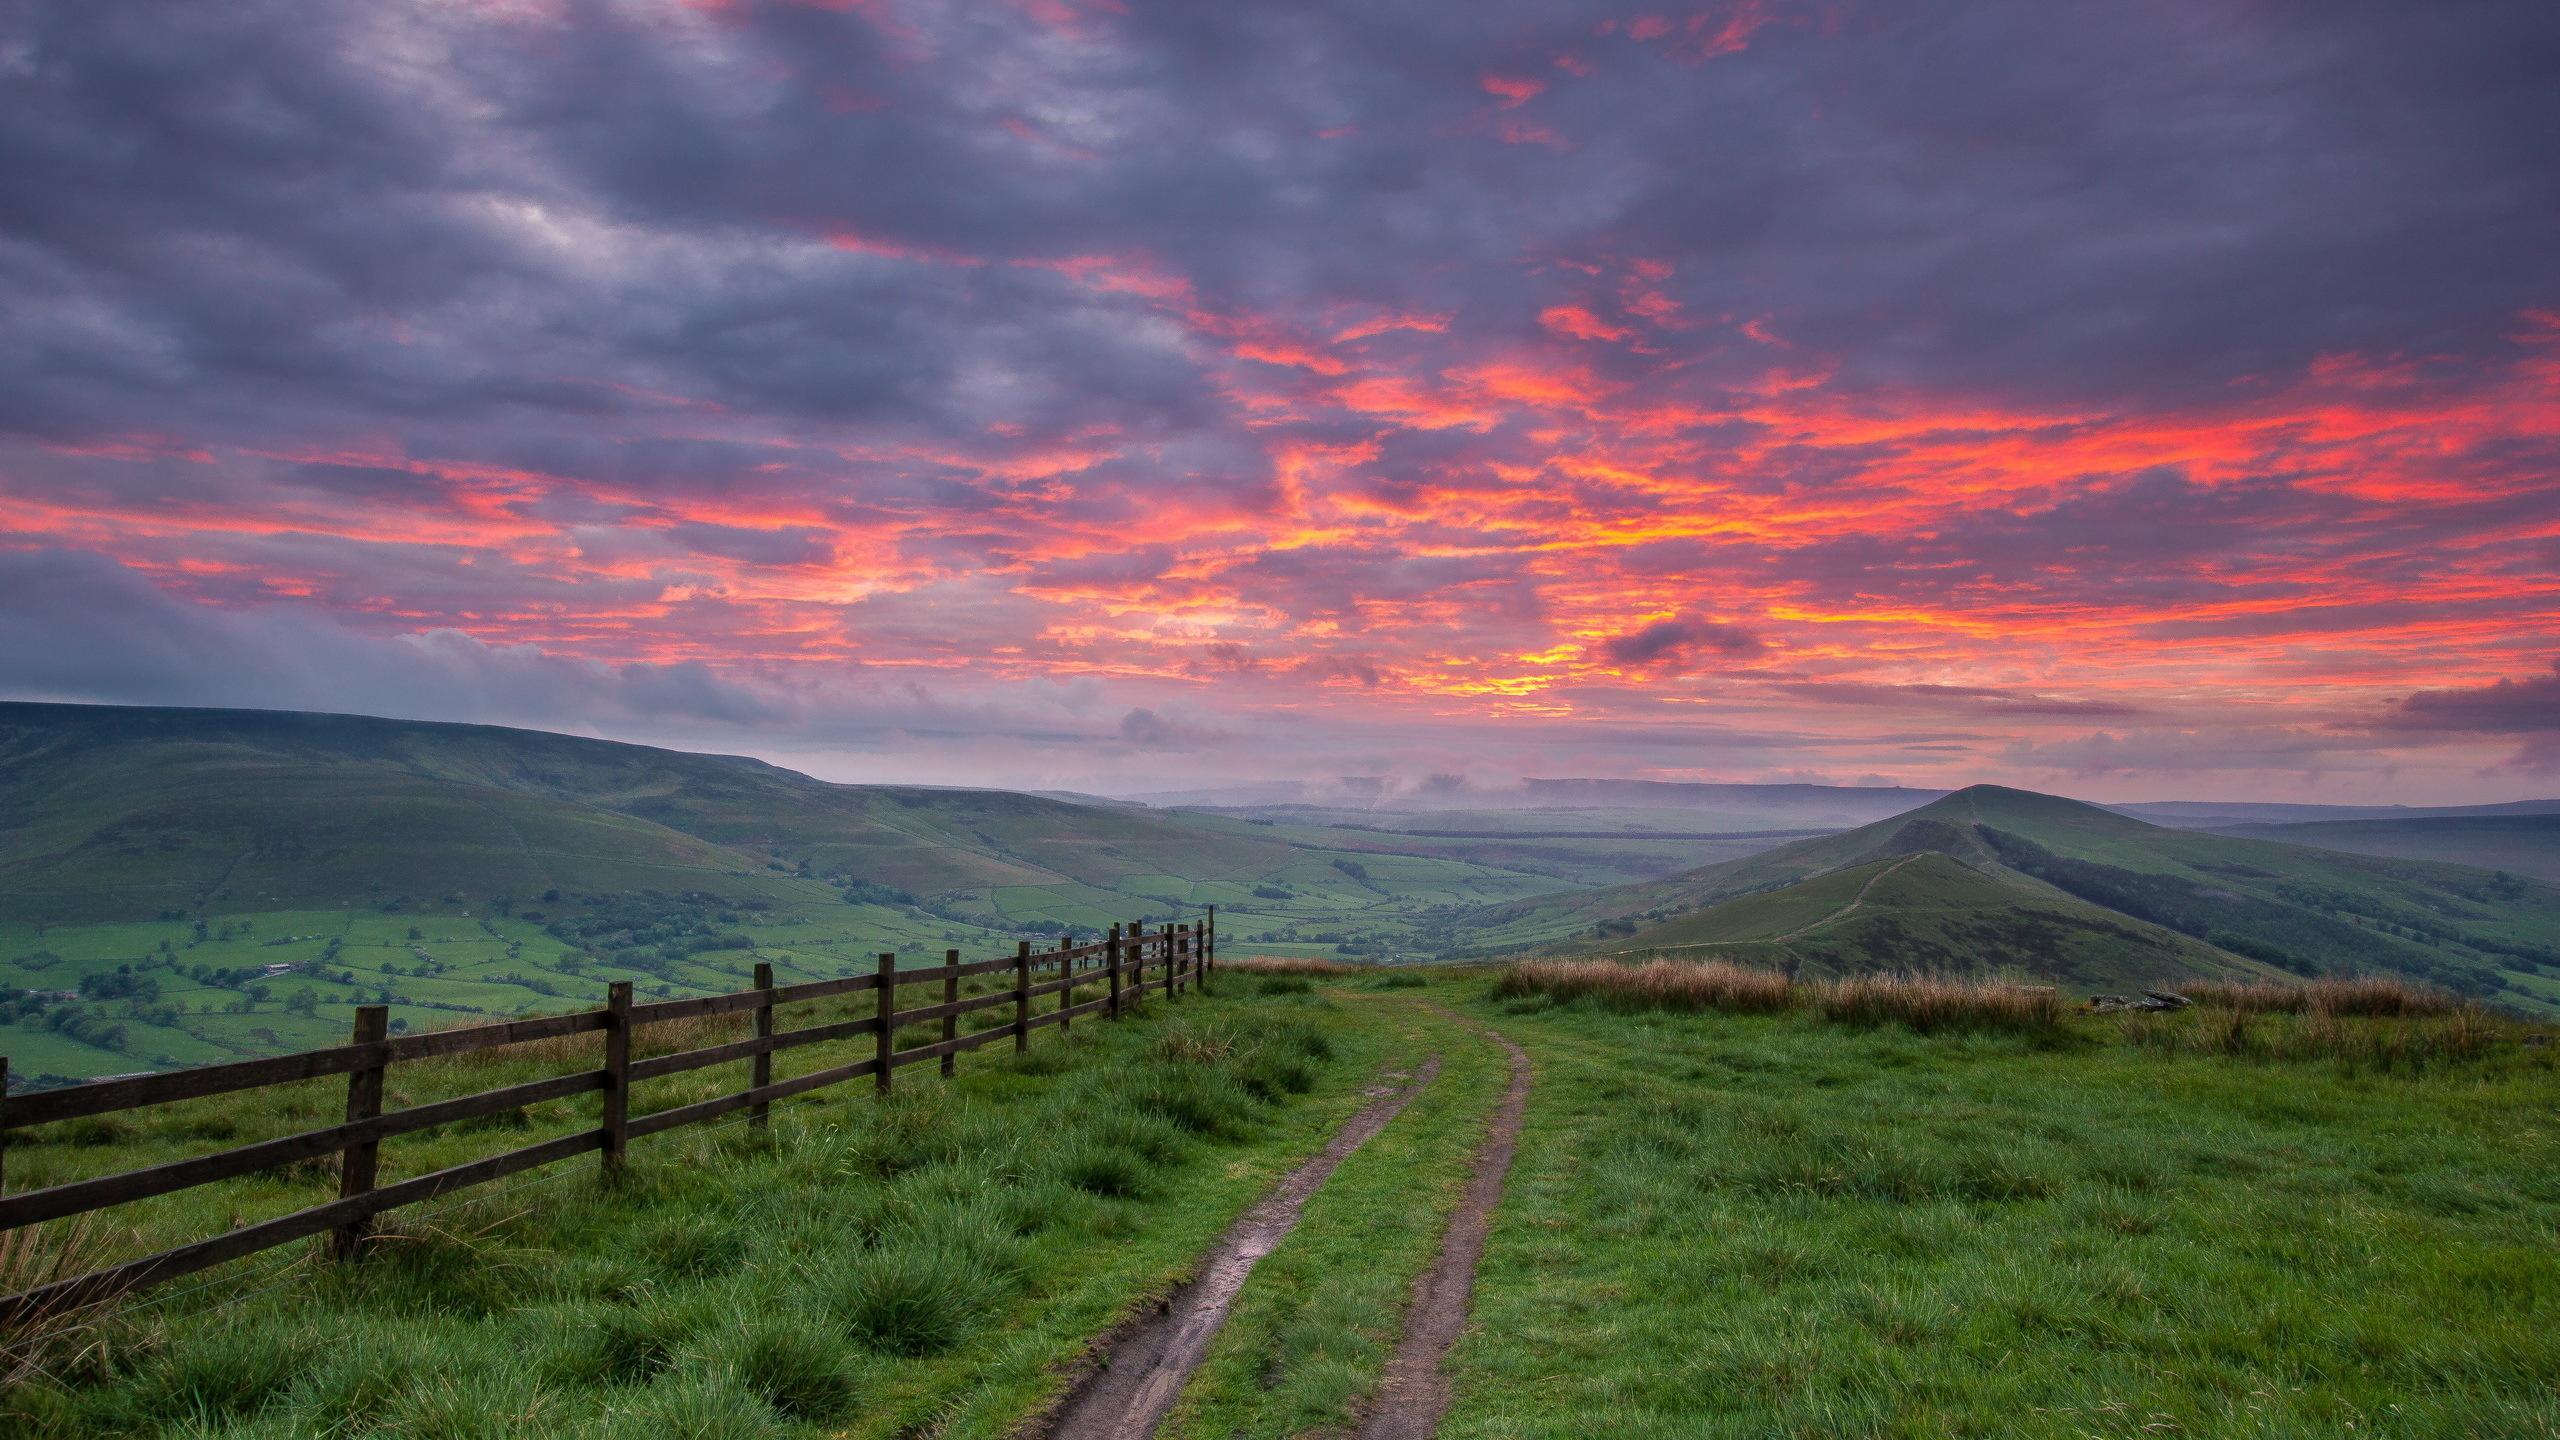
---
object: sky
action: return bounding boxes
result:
[1,0,2555,803]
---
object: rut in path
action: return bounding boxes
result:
[1357,1016,1531,1440]
[1040,1056,1443,1440]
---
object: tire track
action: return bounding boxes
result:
[1358,1016,1532,1440]
[1041,1055,1443,1440]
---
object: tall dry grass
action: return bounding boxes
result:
[2123,1000,2504,1071]
[1494,958,1796,1014]
[1815,973,2064,1034]
[1225,957,1361,978]
[404,1003,809,1083]
[2184,975,2460,1019]
[1494,959,2060,1033]
[0,1215,121,1386]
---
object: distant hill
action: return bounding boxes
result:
[1447,785,2560,1011]
[1145,778,1947,840]
[0,703,1591,1079]
[0,703,1569,928]
[2115,797,2560,826]
[2204,815,2560,883]
[0,703,1251,920]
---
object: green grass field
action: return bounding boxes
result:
[1440,979,2560,1436]
[7,969,2557,1437]
[3,984,1427,1438]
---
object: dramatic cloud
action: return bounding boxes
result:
[1,0,2554,800]
[2379,664,2560,772]
[1598,617,1767,670]
[2385,665,2560,736]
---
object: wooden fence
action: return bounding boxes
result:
[0,910,1215,1327]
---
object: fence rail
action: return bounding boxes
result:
[0,910,1215,1327]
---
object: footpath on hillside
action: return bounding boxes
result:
[1038,992,1533,1440]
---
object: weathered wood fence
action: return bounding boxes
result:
[0,910,1215,1326]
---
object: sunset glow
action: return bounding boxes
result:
[2,0,2554,798]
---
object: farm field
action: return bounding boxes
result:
[0,899,1031,1084]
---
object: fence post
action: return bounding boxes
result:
[1107,924,1123,1020]
[1014,940,1032,1052]
[1204,906,1215,990]
[1164,923,1178,1000]
[601,982,632,1179]
[1,1056,9,1194]
[1057,935,1074,1033]
[1128,918,1147,1011]
[749,961,775,1130]
[940,949,960,1079]
[875,953,896,1095]
[329,1004,390,1260]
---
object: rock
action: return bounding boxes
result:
[2087,991,2192,1013]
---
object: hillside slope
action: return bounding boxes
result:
[0,704,1581,1078]
[1585,851,2264,992]
[1449,785,2560,1009]
[0,704,1562,928]
[2205,814,2560,883]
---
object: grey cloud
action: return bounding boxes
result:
[2377,663,2560,772]
[1598,617,1765,669]
[0,548,787,728]
[2381,663,2560,735]
[1117,706,1230,750]
[1773,681,2144,718]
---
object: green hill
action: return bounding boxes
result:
[2206,814,2560,883]
[1584,851,2263,992]
[1449,785,2560,1010]
[0,704,1573,1078]
[0,703,1563,927]
[0,703,1293,915]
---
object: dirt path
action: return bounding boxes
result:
[1777,851,1921,941]
[1358,1017,1532,1440]
[1596,851,1924,960]
[1042,1056,1443,1440]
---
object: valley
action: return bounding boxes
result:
[8,705,2560,1087]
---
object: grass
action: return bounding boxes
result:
[1495,957,1795,1015]
[1167,997,1509,1438]
[0,986,1405,1438]
[2185,974,2464,1017]
[0,1217,115,1388]
[1274,966,2560,1439]
[1224,957,1363,978]
[14,960,2558,1438]
[1816,971,2064,1033]
[1495,958,2063,1034]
